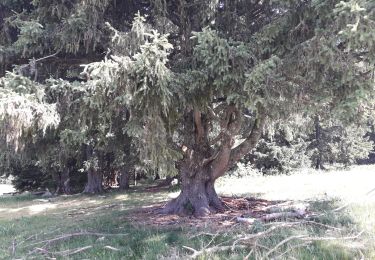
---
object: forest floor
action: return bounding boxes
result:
[0,165,374,259]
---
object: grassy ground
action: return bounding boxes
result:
[0,165,374,259]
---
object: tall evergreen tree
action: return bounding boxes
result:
[0,0,374,216]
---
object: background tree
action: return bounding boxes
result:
[248,115,374,174]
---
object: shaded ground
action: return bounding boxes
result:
[125,197,289,228]
[0,165,374,259]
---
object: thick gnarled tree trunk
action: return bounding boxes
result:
[162,106,266,217]
[161,105,266,217]
[161,162,225,217]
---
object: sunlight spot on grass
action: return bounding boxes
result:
[115,194,128,200]
[141,204,158,209]
[29,203,57,214]
[8,207,27,213]
[144,234,166,243]
[87,200,101,204]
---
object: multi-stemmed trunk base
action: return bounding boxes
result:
[161,171,225,217]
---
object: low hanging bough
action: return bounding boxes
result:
[0,72,60,148]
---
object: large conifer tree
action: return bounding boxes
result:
[0,0,374,216]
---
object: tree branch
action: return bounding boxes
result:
[26,232,128,247]
[229,104,266,167]
[183,245,247,259]
[193,107,205,144]
[209,105,242,180]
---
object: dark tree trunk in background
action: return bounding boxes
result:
[154,171,160,180]
[119,169,130,190]
[83,145,103,193]
[314,115,324,170]
[83,168,103,193]
[55,168,71,194]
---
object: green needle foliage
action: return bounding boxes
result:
[0,0,373,202]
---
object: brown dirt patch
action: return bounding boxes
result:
[124,196,288,228]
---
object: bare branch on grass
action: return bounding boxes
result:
[189,232,217,239]
[299,231,364,241]
[33,245,93,257]
[265,235,308,258]
[183,220,364,259]
[26,231,128,248]
[300,220,343,231]
[183,245,247,259]
[104,245,121,251]
[273,241,312,259]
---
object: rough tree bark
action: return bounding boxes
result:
[83,145,103,193]
[55,168,71,194]
[314,115,325,170]
[83,168,103,193]
[119,169,130,190]
[161,105,266,217]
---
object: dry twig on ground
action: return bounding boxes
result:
[26,231,128,248]
[183,220,365,259]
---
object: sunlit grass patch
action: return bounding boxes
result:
[0,165,374,259]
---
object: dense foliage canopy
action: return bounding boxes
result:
[0,0,374,216]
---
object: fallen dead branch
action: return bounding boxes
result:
[274,241,312,259]
[24,231,128,258]
[265,231,364,258]
[189,232,217,239]
[300,220,342,231]
[261,211,305,222]
[26,232,128,248]
[33,245,93,257]
[265,235,308,258]
[58,245,93,256]
[104,245,121,251]
[235,202,308,224]
[183,245,247,259]
[231,223,296,250]
[183,220,365,259]
[299,231,364,241]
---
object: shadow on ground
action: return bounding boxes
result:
[0,188,372,259]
